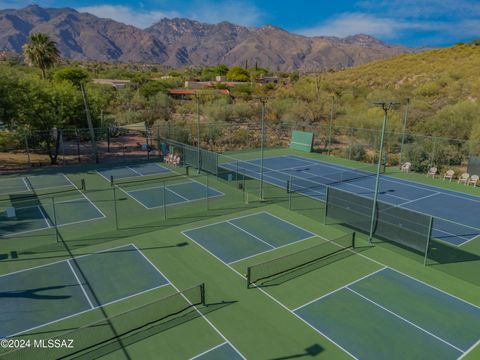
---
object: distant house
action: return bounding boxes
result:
[168,88,231,100]
[92,79,130,89]
[258,76,280,86]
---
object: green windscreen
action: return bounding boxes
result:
[325,187,432,255]
[247,233,355,287]
[290,130,313,152]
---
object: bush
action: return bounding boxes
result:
[403,143,431,172]
[344,144,366,161]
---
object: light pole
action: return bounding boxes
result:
[399,98,410,167]
[195,94,201,173]
[369,101,400,242]
[259,98,267,201]
[327,95,335,155]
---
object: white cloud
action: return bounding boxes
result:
[184,0,262,26]
[298,13,407,39]
[77,5,179,29]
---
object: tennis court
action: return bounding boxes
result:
[96,163,171,183]
[182,212,316,264]
[0,244,169,338]
[0,174,105,237]
[191,342,244,360]
[294,267,480,360]
[119,179,224,209]
[220,155,480,246]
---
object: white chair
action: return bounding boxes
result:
[443,170,454,182]
[458,173,470,185]
[401,162,411,172]
[427,167,437,178]
[468,175,479,187]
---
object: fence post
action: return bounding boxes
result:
[24,132,31,167]
[52,197,59,243]
[206,174,209,210]
[163,181,167,220]
[430,136,437,167]
[399,98,410,167]
[113,186,119,230]
[424,216,434,266]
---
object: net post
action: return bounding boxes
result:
[324,186,329,225]
[423,216,433,266]
[352,232,356,249]
[52,197,59,243]
[113,186,119,230]
[246,267,251,289]
[235,160,239,188]
[110,175,114,187]
[81,178,86,191]
[200,283,206,306]
[163,181,167,220]
[206,174,209,210]
[288,177,292,210]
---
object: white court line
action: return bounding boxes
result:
[127,166,144,176]
[21,177,31,191]
[235,157,480,244]
[165,187,190,202]
[3,244,171,339]
[459,339,480,360]
[67,260,94,309]
[398,192,441,206]
[226,221,275,249]
[121,185,223,210]
[346,287,464,353]
[292,267,387,312]
[36,205,52,228]
[181,230,357,360]
[183,211,268,233]
[190,341,228,360]
[117,186,150,209]
[287,154,480,204]
[183,215,480,359]
[95,169,113,182]
[131,243,246,360]
[62,174,107,219]
[228,235,317,265]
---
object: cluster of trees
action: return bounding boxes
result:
[1,33,479,168]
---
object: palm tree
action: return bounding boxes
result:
[22,33,60,79]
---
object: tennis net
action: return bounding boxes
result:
[247,233,355,287]
[289,165,380,194]
[1,284,206,360]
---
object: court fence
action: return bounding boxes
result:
[3,122,479,178]
[1,284,205,359]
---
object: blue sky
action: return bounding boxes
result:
[1,0,479,47]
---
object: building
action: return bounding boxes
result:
[92,79,131,89]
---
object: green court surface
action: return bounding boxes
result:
[0,156,479,360]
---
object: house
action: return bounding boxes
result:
[258,76,280,86]
[92,79,130,89]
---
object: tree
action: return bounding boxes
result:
[53,67,89,85]
[226,66,250,82]
[22,33,60,79]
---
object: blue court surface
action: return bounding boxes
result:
[220,155,480,246]
[0,244,169,338]
[0,174,106,237]
[0,173,76,196]
[293,267,480,360]
[191,342,245,360]
[121,180,224,209]
[96,163,170,182]
[182,212,316,264]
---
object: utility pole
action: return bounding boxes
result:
[368,101,400,242]
[399,98,410,167]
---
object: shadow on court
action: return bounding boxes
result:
[270,344,324,359]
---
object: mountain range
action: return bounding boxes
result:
[0,5,414,71]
